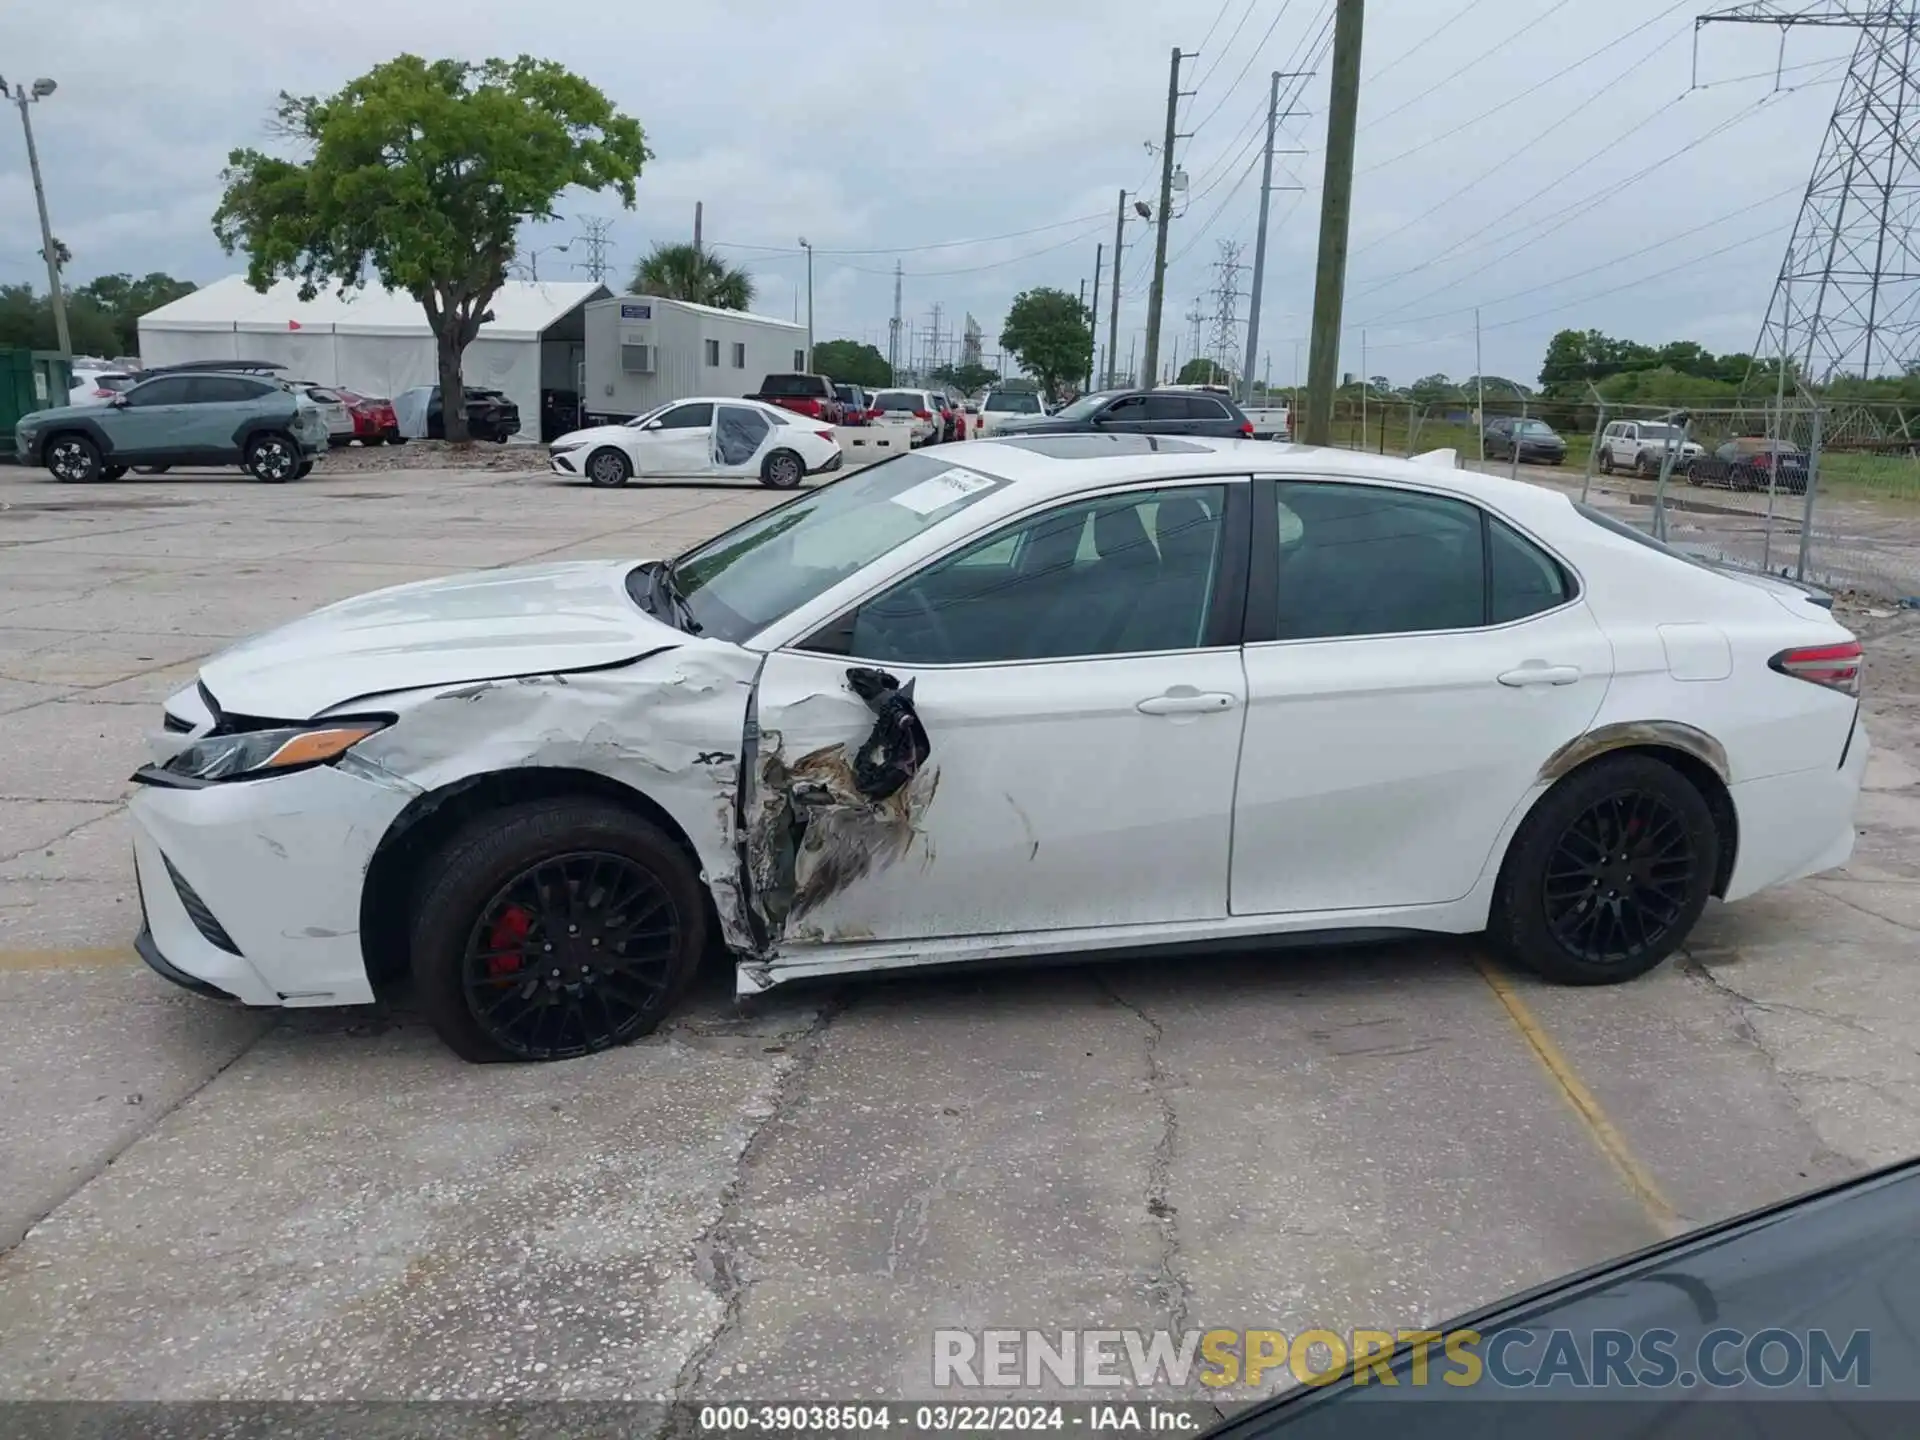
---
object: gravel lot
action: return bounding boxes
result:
[2,452,1919,1405]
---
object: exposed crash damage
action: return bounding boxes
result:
[742,667,938,947]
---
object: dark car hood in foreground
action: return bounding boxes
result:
[1206,1158,1920,1436]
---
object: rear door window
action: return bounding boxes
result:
[124,376,194,406]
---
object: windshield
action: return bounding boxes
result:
[983,391,1042,413]
[1639,423,1684,441]
[623,402,674,429]
[670,452,1008,643]
[1051,391,1120,421]
[1514,419,1555,436]
[758,375,823,396]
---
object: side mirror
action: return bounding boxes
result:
[642,419,663,431]
[109,394,130,408]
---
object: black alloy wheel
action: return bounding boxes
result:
[1542,789,1696,966]
[1490,753,1718,985]
[459,852,683,1061]
[246,433,298,483]
[47,435,101,482]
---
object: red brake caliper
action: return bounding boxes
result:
[486,905,532,976]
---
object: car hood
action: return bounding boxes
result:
[197,560,684,720]
[550,424,633,449]
[18,401,99,427]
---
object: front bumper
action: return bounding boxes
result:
[128,761,415,1008]
[550,448,584,475]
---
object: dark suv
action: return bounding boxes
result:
[15,370,331,483]
[989,387,1254,439]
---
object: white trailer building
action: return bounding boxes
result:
[581,295,808,424]
[138,276,608,442]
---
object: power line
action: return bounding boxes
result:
[1357,0,1696,175]
[1189,0,1309,136]
[708,212,1109,258]
[1351,87,1796,322]
[1358,0,1580,136]
[1363,0,1498,85]
[1191,0,1261,96]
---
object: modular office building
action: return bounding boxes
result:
[581,295,809,424]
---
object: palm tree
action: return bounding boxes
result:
[630,243,755,310]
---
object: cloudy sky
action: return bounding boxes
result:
[0,0,1859,388]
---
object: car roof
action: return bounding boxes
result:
[949,435,1579,523]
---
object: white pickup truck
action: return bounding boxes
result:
[1158,382,1291,440]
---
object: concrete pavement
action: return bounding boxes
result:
[2,456,1918,1402]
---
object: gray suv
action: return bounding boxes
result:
[15,371,331,483]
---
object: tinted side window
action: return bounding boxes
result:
[125,376,193,406]
[1143,395,1189,422]
[1103,396,1150,422]
[1272,482,1484,640]
[1489,518,1573,622]
[1186,396,1231,419]
[657,403,714,429]
[822,485,1229,664]
[189,376,270,403]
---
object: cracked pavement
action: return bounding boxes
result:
[2,461,1919,1402]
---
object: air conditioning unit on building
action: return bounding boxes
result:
[621,343,655,374]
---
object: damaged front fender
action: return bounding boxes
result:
[742,665,937,948]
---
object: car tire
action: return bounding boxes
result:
[386,434,408,447]
[100,464,129,481]
[244,432,299,484]
[1635,452,1656,479]
[408,798,706,1064]
[585,447,632,487]
[761,448,805,489]
[46,434,102,483]
[1489,753,1719,986]
[1599,451,1614,475]
[1685,461,1700,485]
[295,460,315,479]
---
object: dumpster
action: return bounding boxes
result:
[1,348,73,460]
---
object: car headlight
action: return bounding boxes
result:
[162,721,389,782]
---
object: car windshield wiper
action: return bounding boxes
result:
[647,560,702,635]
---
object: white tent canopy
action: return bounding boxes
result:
[137,276,609,442]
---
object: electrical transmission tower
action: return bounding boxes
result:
[1699,2,1920,381]
[1185,299,1208,373]
[570,217,617,284]
[1208,241,1247,384]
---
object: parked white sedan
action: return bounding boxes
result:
[129,437,1866,1062]
[549,396,842,488]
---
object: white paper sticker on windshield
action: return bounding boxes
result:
[888,468,996,517]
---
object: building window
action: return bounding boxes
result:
[731,342,746,370]
[794,349,806,371]
[705,338,720,367]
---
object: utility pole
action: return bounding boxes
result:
[1474,307,1486,462]
[1143,46,1194,389]
[798,237,814,371]
[889,261,904,378]
[4,76,70,355]
[1087,243,1103,391]
[1107,189,1127,389]
[694,201,703,251]
[1302,0,1366,446]
[1244,70,1311,405]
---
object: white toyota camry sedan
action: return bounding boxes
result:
[130,436,1868,1062]
[548,396,842,489]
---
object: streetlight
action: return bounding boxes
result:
[797,237,814,372]
[1,74,68,356]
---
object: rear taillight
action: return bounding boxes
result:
[914,409,931,419]
[814,429,834,440]
[1771,640,1862,695]
[1239,419,1254,435]
[93,388,116,398]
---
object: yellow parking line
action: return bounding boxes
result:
[1474,955,1686,1240]
[0,946,138,973]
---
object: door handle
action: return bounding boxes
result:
[1498,663,1582,687]
[1137,690,1237,715]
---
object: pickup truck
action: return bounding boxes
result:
[749,373,842,424]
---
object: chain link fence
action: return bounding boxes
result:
[1303,395,1920,603]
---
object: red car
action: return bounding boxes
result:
[335,390,405,446]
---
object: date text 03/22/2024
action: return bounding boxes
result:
[697,1404,1204,1433]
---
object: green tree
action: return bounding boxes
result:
[74,272,198,356]
[0,282,120,356]
[931,360,999,394]
[632,242,753,310]
[813,338,891,386]
[1176,357,1231,385]
[1407,372,1460,404]
[213,54,648,440]
[999,288,1092,401]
